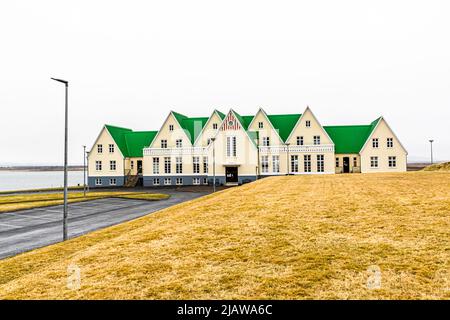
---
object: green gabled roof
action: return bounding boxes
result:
[232,110,254,130]
[266,113,302,142]
[216,110,226,120]
[324,118,380,154]
[171,111,209,144]
[105,125,156,157]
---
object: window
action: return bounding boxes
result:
[291,155,298,173]
[193,156,200,174]
[203,157,208,174]
[297,136,304,146]
[153,178,160,186]
[203,178,208,185]
[161,139,168,148]
[313,136,321,145]
[262,137,270,146]
[261,156,269,173]
[226,136,237,157]
[176,157,183,174]
[207,138,211,145]
[193,178,200,185]
[153,157,159,174]
[176,178,183,185]
[164,157,171,174]
[95,161,102,171]
[131,161,134,169]
[353,157,357,167]
[97,144,103,154]
[317,155,324,172]
[213,123,218,130]
[110,160,116,171]
[372,138,379,148]
[169,124,174,131]
[335,157,339,168]
[95,178,102,186]
[304,155,311,172]
[109,144,114,153]
[258,121,264,129]
[164,178,172,185]
[176,139,182,148]
[272,155,280,173]
[388,156,397,168]
[109,178,117,186]
[306,120,311,128]
[370,156,378,168]
[387,138,393,148]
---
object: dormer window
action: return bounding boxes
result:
[169,125,174,131]
[258,122,264,129]
[213,123,218,130]
[306,120,311,128]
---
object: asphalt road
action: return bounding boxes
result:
[0,190,207,260]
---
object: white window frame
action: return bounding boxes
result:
[95,178,102,186]
[372,138,379,148]
[297,136,304,146]
[213,123,218,130]
[97,144,103,154]
[387,138,394,148]
[153,178,160,186]
[169,124,174,131]
[203,177,208,185]
[262,137,270,146]
[226,136,237,157]
[258,121,264,129]
[109,178,117,186]
[95,160,102,171]
[193,177,200,185]
[176,139,182,148]
[335,157,339,168]
[164,178,172,185]
[176,177,183,185]
[131,161,134,170]
[388,156,397,168]
[203,157,208,174]
[176,156,183,174]
[272,155,280,173]
[370,156,379,168]
[313,136,321,145]
[304,155,311,172]
[193,156,200,174]
[110,160,116,171]
[291,155,299,173]
[305,120,311,128]
[161,139,168,148]
[109,144,114,153]
[353,157,358,167]
[153,157,159,174]
[261,155,269,173]
[317,154,324,172]
[164,157,171,174]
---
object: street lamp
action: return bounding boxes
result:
[51,77,69,241]
[211,137,216,192]
[429,139,434,164]
[83,145,86,197]
[285,143,290,175]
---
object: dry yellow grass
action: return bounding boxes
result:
[423,162,450,171]
[0,172,449,299]
[0,191,169,213]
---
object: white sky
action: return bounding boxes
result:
[0,0,449,165]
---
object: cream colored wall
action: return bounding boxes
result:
[335,154,360,173]
[87,127,125,177]
[360,118,407,173]
[143,153,208,176]
[285,108,333,146]
[195,112,222,147]
[247,110,284,146]
[124,157,143,175]
[150,113,192,148]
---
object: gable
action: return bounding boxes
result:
[150,112,193,148]
[359,117,407,154]
[286,107,333,145]
[194,110,224,146]
[215,110,257,147]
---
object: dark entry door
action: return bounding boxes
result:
[343,157,350,173]
[137,160,143,174]
[225,166,238,183]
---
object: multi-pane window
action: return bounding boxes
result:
[176,157,183,174]
[153,157,159,174]
[370,156,378,168]
[97,144,103,153]
[109,144,114,153]
[176,139,182,148]
[193,178,200,185]
[353,157,357,167]
[213,123,218,130]
[388,156,397,168]
[161,139,168,148]
[297,136,304,146]
[304,155,311,172]
[261,156,269,173]
[313,136,321,145]
[153,178,160,186]
[387,138,394,148]
[335,157,339,167]
[317,155,324,172]
[291,155,299,173]
[169,124,174,131]
[176,178,183,185]
[203,178,208,185]
[95,160,102,171]
[95,178,102,185]
[131,161,134,169]
[262,137,270,146]
[164,157,171,174]
[203,157,208,174]
[372,138,379,148]
[226,136,237,157]
[109,178,117,186]
[110,160,116,171]
[164,178,171,185]
[193,157,200,174]
[272,155,280,173]
[258,122,264,129]
[306,120,311,127]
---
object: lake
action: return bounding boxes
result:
[0,171,85,192]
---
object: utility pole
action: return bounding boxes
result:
[429,139,434,164]
[83,145,86,197]
[51,77,69,241]
[211,137,216,192]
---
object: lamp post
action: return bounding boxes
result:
[285,143,290,175]
[211,137,216,192]
[83,145,86,197]
[429,139,434,164]
[51,77,69,241]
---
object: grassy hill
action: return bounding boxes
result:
[0,172,449,299]
[423,161,450,171]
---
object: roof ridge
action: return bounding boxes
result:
[105,124,132,131]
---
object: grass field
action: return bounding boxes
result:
[0,191,169,213]
[0,172,449,299]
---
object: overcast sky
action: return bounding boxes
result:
[0,0,449,165]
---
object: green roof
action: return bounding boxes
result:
[105,125,157,157]
[172,112,209,144]
[266,113,302,142]
[324,118,380,154]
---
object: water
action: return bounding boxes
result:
[0,171,85,192]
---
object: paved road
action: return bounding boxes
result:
[0,190,207,259]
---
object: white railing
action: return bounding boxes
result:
[143,146,207,156]
[259,144,334,154]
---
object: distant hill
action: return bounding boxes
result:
[0,166,84,171]
[422,162,450,171]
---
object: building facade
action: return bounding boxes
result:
[87,107,407,187]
